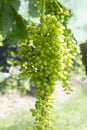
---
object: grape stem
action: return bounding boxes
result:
[40,0,45,29]
[53,0,67,11]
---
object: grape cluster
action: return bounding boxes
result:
[18,0,77,129]
[18,14,76,129]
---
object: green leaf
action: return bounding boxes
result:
[9,0,39,20]
[29,0,39,18]
[9,0,29,20]
[0,1,28,39]
[0,0,39,39]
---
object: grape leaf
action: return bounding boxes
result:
[9,0,29,20]
[29,0,39,18]
[0,1,27,39]
[9,0,38,20]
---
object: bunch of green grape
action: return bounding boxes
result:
[18,13,76,129]
[18,0,77,129]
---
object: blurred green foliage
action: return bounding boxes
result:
[0,36,18,72]
[0,75,30,95]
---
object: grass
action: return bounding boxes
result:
[0,111,34,130]
[54,86,87,130]
[0,86,87,130]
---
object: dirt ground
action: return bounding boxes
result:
[0,75,87,118]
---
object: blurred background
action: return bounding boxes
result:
[62,0,87,43]
[0,0,87,130]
